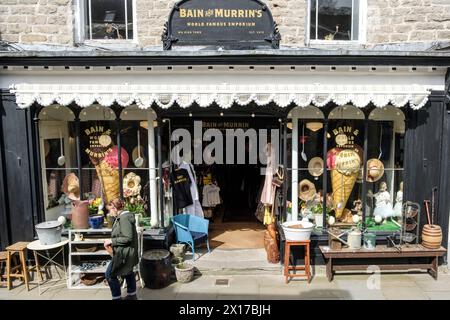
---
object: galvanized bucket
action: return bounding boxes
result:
[35,221,63,245]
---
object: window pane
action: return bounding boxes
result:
[126,0,133,40]
[310,0,317,40]
[87,0,130,40]
[317,0,352,40]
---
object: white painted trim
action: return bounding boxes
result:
[291,118,298,222]
[147,112,158,228]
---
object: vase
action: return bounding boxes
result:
[71,200,90,229]
[314,214,324,228]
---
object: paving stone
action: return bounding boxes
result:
[424,291,450,300]
[382,287,430,300]
[414,280,450,292]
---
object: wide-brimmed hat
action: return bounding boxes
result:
[299,179,317,202]
[62,173,80,200]
[308,157,324,177]
[366,158,385,182]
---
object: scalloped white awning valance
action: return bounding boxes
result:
[10,83,430,110]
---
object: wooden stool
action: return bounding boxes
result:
[6,242,30,290]
[0,251,7,287]
[284,240,311,284]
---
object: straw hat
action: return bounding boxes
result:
[62,173,80,200]
[308,157,324,177]
[366,158,385,182]
[299,179,317,201]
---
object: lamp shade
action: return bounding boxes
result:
[306,122,323,132]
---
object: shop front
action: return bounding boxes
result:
[1,58,448,266]
[0,0,449,270]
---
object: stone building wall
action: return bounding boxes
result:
[0,0,450,48]
[367,0,450,44]
[0,0,74,45]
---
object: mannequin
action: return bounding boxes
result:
[373,181,395,221]
[393,181,403,217]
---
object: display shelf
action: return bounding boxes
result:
[68,229,111,289]
[70,265,108,273]
[71,250,110,256]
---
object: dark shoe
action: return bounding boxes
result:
[124,294,138,300]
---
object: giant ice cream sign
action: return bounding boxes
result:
[84,126,129,203]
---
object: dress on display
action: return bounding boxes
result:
[179,161,204,218]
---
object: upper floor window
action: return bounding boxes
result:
[77,0,135,42]
[308,0,366,44]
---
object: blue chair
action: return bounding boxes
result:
[171,214,211,261]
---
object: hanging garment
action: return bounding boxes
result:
[202,184,221,207]
[170,168,193,210]
[260,144,277,205]
[179,161,199,201]
[184,200,204,218]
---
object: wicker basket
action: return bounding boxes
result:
[75,245,98,252]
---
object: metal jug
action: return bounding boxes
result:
[347,228,362,250]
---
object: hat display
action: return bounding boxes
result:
[62,173,80,200]
[299,179,317,202]
[308,157,324,177]
[366,158,385,182]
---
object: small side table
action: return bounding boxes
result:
[27,238,69,295]
[284,240,311,284]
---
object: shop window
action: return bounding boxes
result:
[39,105,158,227]
[367,106,405,232]
[327,106,365,228]
[308,0,366,44]
[39,106,77,222]
[287,107,326,228]
[77,0,135,42]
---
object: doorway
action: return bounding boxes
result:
[166,116,282,249]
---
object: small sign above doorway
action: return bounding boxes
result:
[162,0,281,50]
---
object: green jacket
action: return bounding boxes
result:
[110,211,139,277]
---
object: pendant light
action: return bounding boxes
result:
[306,122,323,132]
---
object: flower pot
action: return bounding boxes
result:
[170,244,186,259]
[175,263,194,283]
[88,215,104,229]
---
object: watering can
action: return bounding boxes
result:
[327,227,362,250]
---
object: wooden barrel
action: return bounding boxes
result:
[421,224,442,249]
[140,249,172,289]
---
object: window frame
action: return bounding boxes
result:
[75,0,138,45]
[306,0,367,46]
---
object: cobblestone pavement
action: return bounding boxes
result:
[2,271,450,300]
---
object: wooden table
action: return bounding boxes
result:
[320,245,447,282]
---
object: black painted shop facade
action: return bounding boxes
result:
[0,53,450,266]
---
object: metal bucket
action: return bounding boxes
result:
[35,221,63,245]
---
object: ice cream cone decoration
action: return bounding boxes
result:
[92,145,129,204]
[328,148,361,219]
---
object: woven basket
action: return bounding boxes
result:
[75,245,98,253]
[80,274,104,286]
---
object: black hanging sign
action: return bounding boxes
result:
[162,0,280,50]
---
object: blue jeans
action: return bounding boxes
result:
[105,261,136,300]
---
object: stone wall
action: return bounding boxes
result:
[1,0,449,47]
[0,0,74,45]
[367,0,450,44]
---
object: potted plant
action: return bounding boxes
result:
[175,262,195,283]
